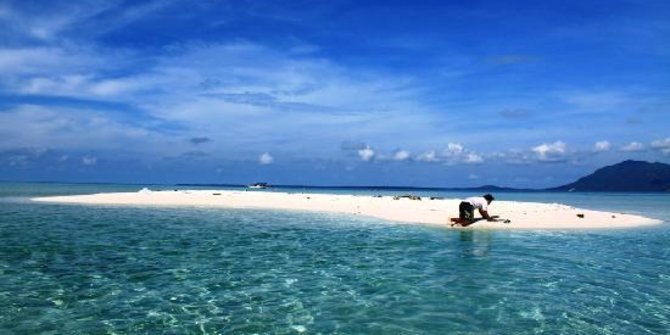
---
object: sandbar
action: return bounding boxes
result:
[32,189,661,229]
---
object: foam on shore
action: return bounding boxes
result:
[32,189,661,229]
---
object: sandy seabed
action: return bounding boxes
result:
[32,189,661,230]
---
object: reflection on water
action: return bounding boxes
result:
[459,230,492,258]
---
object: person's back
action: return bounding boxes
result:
[464,196,489,211]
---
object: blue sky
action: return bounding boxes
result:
[0,0,668,187]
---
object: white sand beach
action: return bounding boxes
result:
[32,189,661,229]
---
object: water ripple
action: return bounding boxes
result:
[1,194,669,334]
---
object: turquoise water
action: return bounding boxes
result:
[1,183,669,334]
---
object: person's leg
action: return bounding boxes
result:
[459,217,476,227]
[452,202,475,226]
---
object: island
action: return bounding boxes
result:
[32,189,660,230]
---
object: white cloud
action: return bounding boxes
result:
[468,174,479,180]
[0,1,168,42]
[7,11,658,173]
[415,143,485,165]
[0,46,145,102]
[1,1,667,179]
[259,152,274,165]
[532,141,567,162]
[357,146,375,162]
[392,150,411,161]
[620,141,645,152]
[0,47,94,75]
[651,138,670,154]
[443,143,464,156]
[464,153,484,164]
[416,150,438,162]
[82,155,97,165]
[0,36,457,162]
[594,140,611,152]
[0,105,162,153]
[101,42,441,155]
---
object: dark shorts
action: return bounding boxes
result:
[459,201,475,220]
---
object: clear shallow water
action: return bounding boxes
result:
[1,183,669,334]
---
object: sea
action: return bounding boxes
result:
[1,182,669,334]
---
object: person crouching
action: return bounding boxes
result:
[450,194,496,227]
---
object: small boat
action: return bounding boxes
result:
[247,182,269,189]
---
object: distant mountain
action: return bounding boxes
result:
[177,161,670,192]
[176,183,529,192]
[446,185,531,192]
[551,160,670,192]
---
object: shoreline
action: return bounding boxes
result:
[31,189,662,230]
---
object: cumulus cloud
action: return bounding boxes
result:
[342,142,484,165]
[620,141,645,152]
[443,143,464,156]
[259,152,274,165]
[594,140,611,152]
[442,142,484,164]
[392,150,411,161]
[414,143,484,164]
[651,138,670,154]
[357,146,375,162]
[532,141,567,162]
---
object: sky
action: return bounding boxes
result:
[0,0,669,188]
